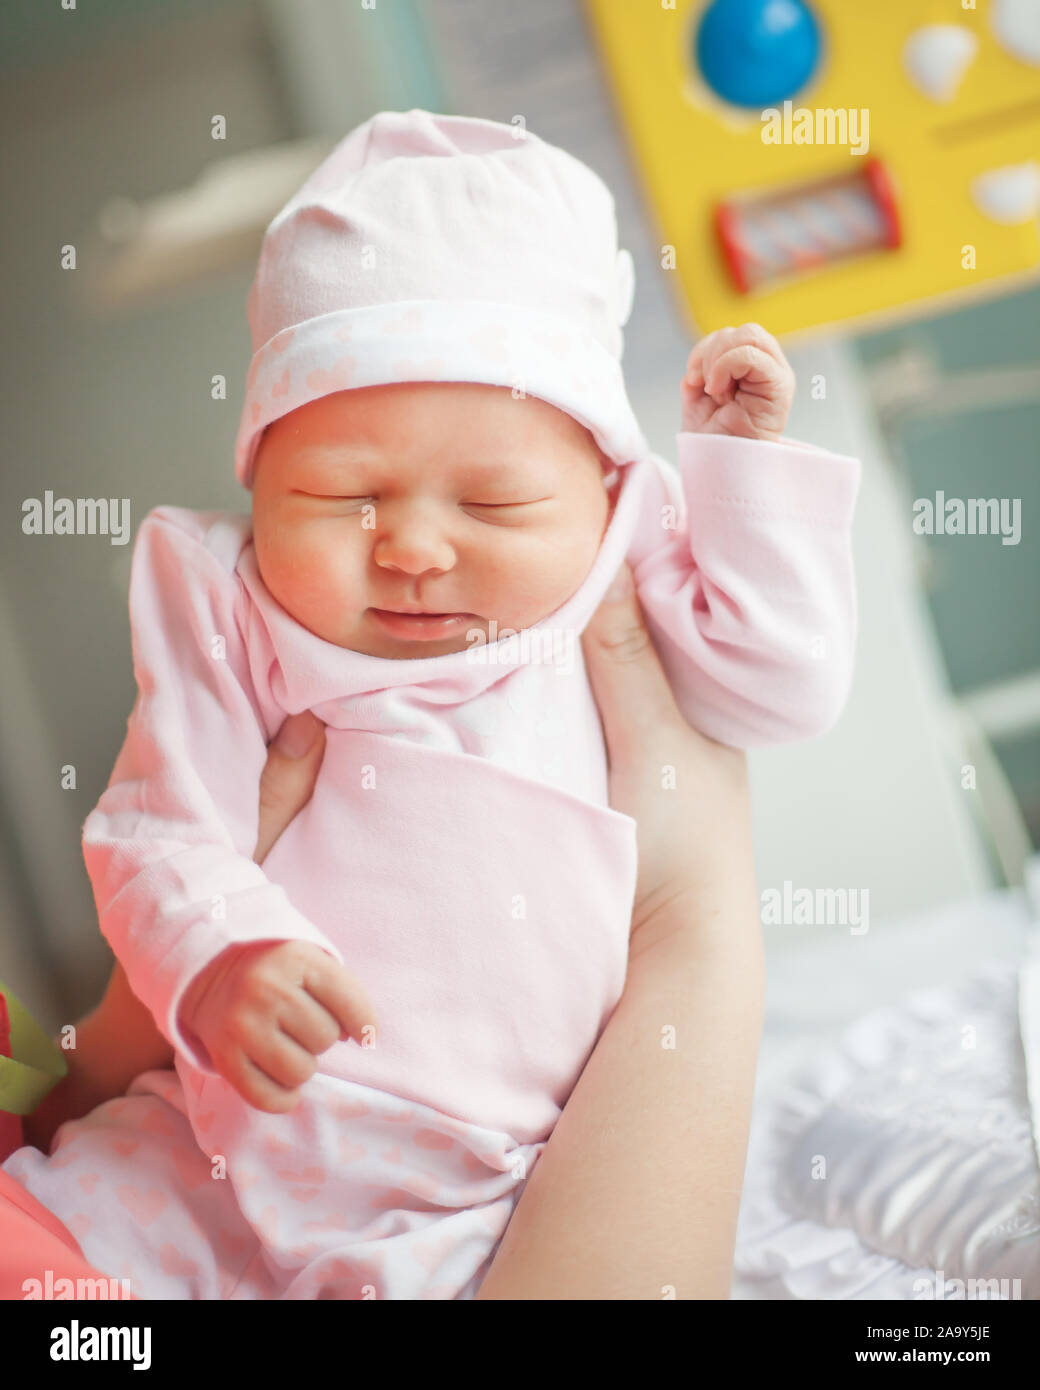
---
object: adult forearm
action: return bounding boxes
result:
[476,892,765,1300]
[22,963,173,1152]
[68,973,175,1101]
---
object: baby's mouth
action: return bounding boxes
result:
[367,608,480,642]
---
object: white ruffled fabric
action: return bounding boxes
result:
[733,960,1040,1299]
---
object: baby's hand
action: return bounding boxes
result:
[680,322,795,442]
[177,939,378,1113]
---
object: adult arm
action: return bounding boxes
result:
[475,563,766,1299]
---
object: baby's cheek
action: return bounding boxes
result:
[261,525,357,633]
[489,521,599,627]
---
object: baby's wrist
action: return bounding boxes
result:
[178,951,231,1031]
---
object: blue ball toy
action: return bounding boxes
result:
[695,0,822,108]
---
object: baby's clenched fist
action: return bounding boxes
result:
[177,938,377,1114]
[680,322,795,442]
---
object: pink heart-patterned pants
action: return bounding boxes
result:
[2,1063,543,1299]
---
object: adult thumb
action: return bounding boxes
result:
[255,711,327,864]
[581,564,682,752]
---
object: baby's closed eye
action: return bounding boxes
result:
[461,497,556,524]
[289,490,550,506]
[464,497,553,509]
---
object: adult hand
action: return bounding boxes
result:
[582,562,759,952]
[477,564,765,1299]
[23,712,330,1151]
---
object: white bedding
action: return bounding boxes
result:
[731,880,1040,1299]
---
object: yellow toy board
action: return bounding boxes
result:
[584,0,1040,338]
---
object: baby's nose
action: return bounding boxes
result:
[372,511,456,574]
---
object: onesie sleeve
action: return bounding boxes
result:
[626,433,861,747]
[81,506,346,1073]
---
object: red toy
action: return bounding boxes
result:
[0,991,23,1163]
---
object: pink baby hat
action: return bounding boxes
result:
[234,108,648,489]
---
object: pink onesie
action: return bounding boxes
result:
[2,431,859,1299]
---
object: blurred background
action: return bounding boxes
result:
[1,0,1038,1069]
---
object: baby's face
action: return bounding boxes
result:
[251,382,614,658]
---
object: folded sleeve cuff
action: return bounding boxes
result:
[675,431,861,528]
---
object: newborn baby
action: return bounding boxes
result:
[3,109,859,1300]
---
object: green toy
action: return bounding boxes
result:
[0,977,68,1117]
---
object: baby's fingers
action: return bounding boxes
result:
[680,370,716,430]
[683,331,720,387]
[689,329,748,405]
[713,321,787,369]
[705,344,788,399]
[693,323,787,389]
[277,992,344,1058]
[215,1044,306,1114]
[307,961,379,1047]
